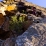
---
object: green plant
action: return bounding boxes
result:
[9,15,25,35]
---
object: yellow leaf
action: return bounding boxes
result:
[7,5,14,11]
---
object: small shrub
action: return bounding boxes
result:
[9,15,25,35]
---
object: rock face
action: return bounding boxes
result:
[16,23,46,46]
[0,15,45,46]
[2,38,15,46]
[0,0,46,46]
[0,39,4,46]
[1,17,46,46]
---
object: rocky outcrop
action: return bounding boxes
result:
[15,15,46,46]
[2,38,16,46]
[0,0,46,46]
[0,22,46,46]
[16,23,46,46]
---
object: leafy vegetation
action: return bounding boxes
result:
[9,15,25,35]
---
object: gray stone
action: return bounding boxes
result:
[1,38,16,46]
[16,23,46,46]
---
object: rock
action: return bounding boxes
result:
[2,38,16,46]
[28,14,42,23]
[0,1,46,46]
[23,20,33,31]
[16,23,46,46]
[0,39,4,46]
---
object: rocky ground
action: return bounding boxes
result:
[0,0,46,46]
[16,15,46,46]
[0,15,46,46]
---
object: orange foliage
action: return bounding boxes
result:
[6,5,17,11]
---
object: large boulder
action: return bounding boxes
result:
[16,23,46,46]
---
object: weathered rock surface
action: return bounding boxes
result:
[0,0,46,46]
[0,16,45,46]
[0,15,46,46]
[16,17,46,46]
[0,39,4,46]
[1,37,16,46]
[16,23,46,46]
[1,18,46,46]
